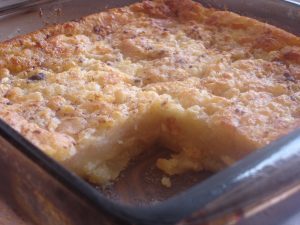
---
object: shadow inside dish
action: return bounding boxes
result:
[96,145,213,205]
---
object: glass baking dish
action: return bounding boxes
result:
[0,0,300,224]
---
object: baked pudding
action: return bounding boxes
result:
[0,0,299,184]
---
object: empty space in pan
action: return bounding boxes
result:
[97,145,213,205]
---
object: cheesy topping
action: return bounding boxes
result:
[0,0,299,184]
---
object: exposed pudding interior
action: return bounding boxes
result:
[0,0,299,186]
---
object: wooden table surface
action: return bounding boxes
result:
[0,198,29,225]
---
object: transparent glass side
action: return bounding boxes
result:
[0,1,300,225]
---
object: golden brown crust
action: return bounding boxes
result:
[0,0,299,183]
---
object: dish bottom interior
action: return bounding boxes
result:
[97,145,213,205]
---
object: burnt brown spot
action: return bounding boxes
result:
[283,72,296,83]
[28,73,46,81]
[161,100,168,106]
[33,130,41,134]
[93,25,111,37]
[290,96,297,101]
[45,34,51,39]
[235,108,245,115]
[93,26,101,33]
[133,79,143,86]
